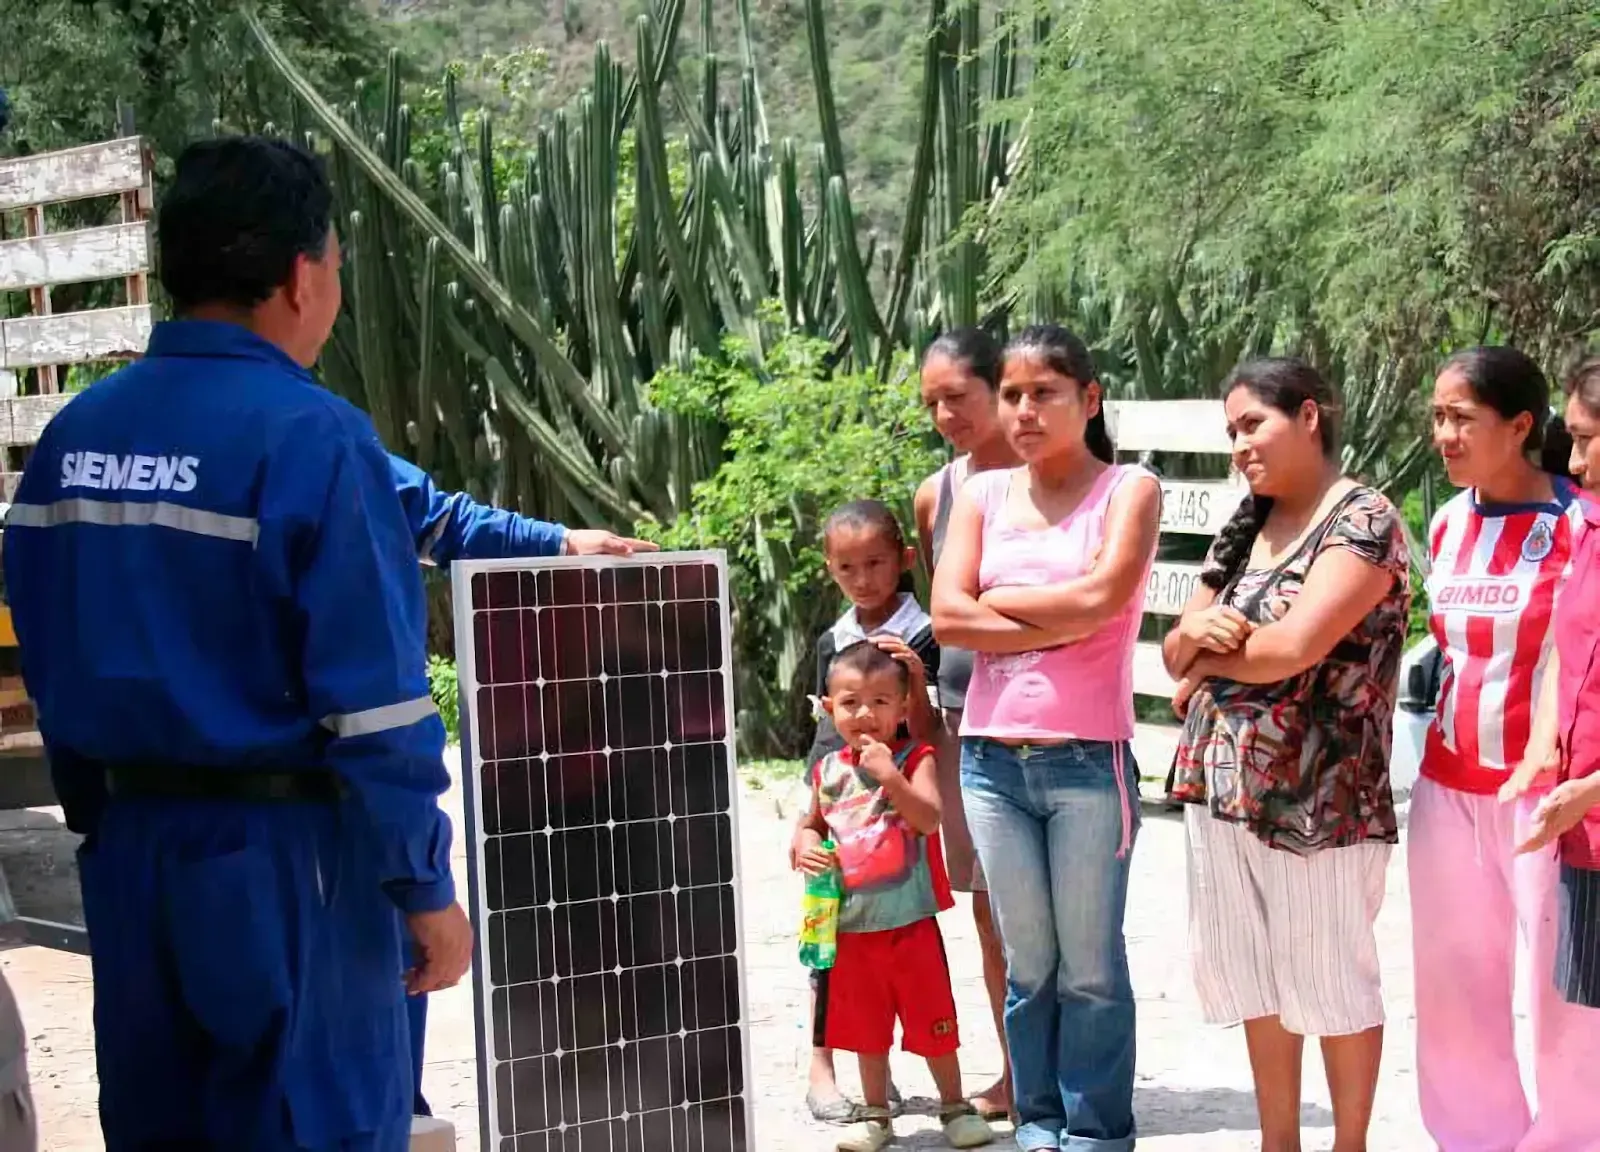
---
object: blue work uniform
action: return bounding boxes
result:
[392,454,567,566]
[2,320,452,1152]
[389,453,565,1116]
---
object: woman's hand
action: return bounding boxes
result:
[1171,675,1198,720]
[1179,606,1253,654]
[1499,741,1561,804]
[1516,776,1600,855]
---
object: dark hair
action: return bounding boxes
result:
[157,135,334,312]
[823,499,913,594]
[1440,346,1550,456]
[1003,325,1115,464]
[924,327,1003,391]
[1201,358,1341,592]
[1542,412,1576,479]
[1565,357,1600,415]
[826,638,910,694]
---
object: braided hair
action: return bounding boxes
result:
[1201,358,1340,592]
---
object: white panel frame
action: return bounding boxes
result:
[451,550,756,1152]
[1106,399,1234,455]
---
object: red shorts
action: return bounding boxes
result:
[811,917,959,1057]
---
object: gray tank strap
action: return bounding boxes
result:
[930,463,956,565]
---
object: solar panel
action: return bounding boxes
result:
[452,552,754,1152]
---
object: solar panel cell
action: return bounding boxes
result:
[455,553,752,1151]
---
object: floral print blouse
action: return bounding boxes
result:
[1171,486,1411,855]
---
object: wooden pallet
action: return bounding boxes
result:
[0,134,155,762]
[0,134,155,506]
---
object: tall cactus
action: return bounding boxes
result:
[242,2,1024,532]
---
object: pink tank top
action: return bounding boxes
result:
[960,463,1154,743]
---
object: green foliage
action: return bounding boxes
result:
[1399,486,1434,644]
[0,1,382,165]
[991,0,1600,497]
[427,654,460,744]
[242,0,1018,555]
[384,0,938,240]
[739,758,807,793]
[643,324,945,755]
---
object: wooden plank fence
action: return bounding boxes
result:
[0,134,155,752]
[0,133,153,500]
[1103,399,1243,785]
[0,136,154,383]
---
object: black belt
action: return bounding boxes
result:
[103,762,345,804]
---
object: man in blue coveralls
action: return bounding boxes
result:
[391,460,654,1117]
[2,135,473,1150]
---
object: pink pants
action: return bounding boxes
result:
[1408,776,1600,1151]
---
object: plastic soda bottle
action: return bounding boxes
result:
[798,839,842,969]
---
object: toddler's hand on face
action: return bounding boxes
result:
[857,736,899,784]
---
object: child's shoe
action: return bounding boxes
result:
[835,1106,893,1151]
[939,1103,995,1148]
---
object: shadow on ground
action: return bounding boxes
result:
[890,1086,1332,1143]
[1134,1085,1333,1137]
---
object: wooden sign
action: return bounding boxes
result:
[1111,397,1236,787]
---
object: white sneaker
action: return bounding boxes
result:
[940,1103,995,1148]
[835,1106,893,1151]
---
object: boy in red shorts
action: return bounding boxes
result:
[794,640,994,1152]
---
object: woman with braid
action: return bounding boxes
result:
[1164,359,1409,1152]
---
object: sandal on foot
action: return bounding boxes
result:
[836,1107,894,1152]
[806,1092,861,1124]
[940,1103,995,1149]
[967,1093,1010,1121]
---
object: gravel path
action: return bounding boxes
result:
[6,756,1543,1150]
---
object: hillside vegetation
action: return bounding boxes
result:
[377,0,930,237]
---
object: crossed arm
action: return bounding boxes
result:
[1163,545,1394,712]
[930,472,1162,653]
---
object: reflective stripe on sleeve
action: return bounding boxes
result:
[5,498,259,544]
[418,507,454,567]
[320,695,438,739]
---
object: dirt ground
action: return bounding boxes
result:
[0,756,1542,1150]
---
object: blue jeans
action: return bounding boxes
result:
[961,738,1139,1151]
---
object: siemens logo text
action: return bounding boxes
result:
[60,452,199,493]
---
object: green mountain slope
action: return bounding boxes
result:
[374,0,927,239]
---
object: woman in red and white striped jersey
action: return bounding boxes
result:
[1411,346,1600,1150]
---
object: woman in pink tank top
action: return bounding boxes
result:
[931,325,1160,1152]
